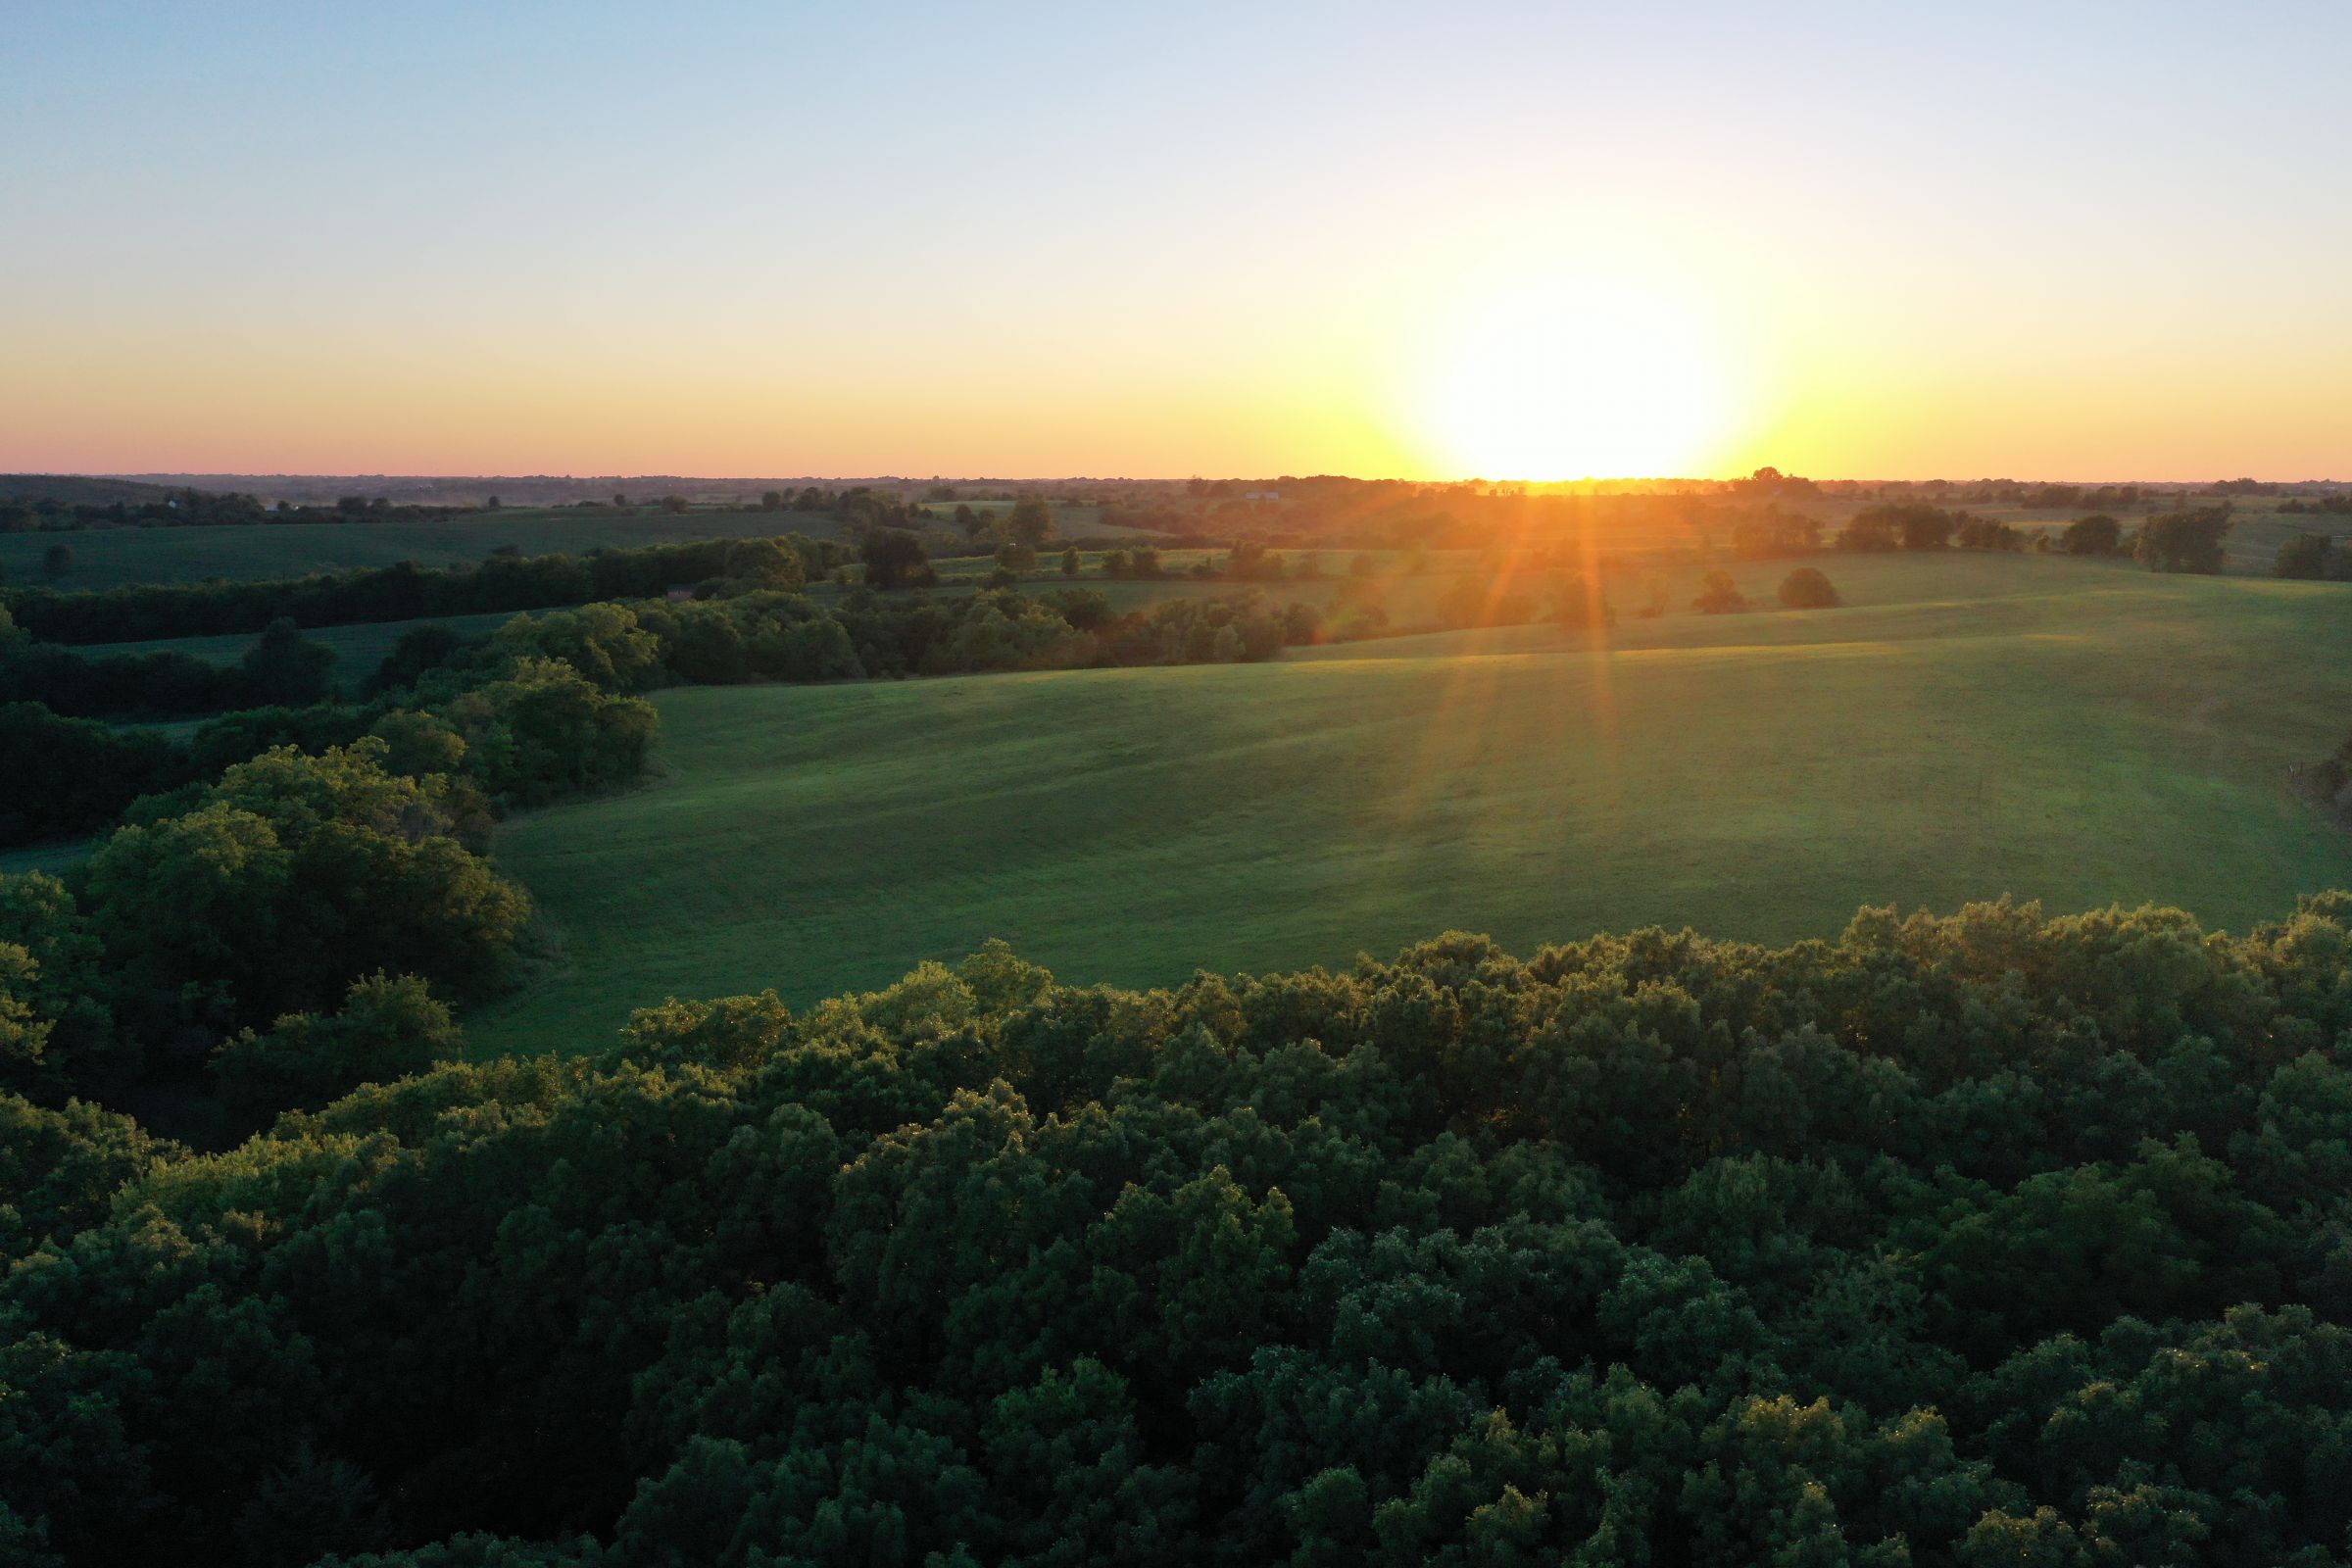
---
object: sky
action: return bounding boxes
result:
[4,1,2348,481]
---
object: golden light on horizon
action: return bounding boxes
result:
[1413,270,1742,480]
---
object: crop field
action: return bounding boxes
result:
[0,505,842,591]
[469,551,2352,1054]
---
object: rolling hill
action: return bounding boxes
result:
[467,552,2352,1055]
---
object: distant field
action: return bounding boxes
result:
[0,840,92,876]
[11,495,2331,601]
[0,506,841,591]
[470,552,2352,1055]
[2200,509,2352,571]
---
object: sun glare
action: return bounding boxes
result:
[1417,276,1738,480]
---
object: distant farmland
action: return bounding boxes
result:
[0,505,844,591]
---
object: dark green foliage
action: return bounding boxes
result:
[0,872,128,1101]
[2313,730,2352,818]
[1693,568,1748,612]
[1778,566,1841,608]
[365,621,467,695]
[1728,508,1821,558]
[0,1092,177,1257]
[443,659,662,808]
[2136,505,2235,573]
[0,531,847,645]
[80,740,530,1039]
[859,529,937,591]
[11,896,2352,1564]
[0,603,340,720]
[1952,514,2025,551]
[1547,573,1613,630]
[1004,495,1054,547]
[235,616,337,708]
[1437,573,1539,629]
[721,535,806,589]
[0,704,199,844]
[2061,513,2124,556]
[2275,532,2340,580]
[1114,594,1291,662]
[1838,503,1958,552]
[213,971,464,1136]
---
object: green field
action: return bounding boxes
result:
[0,506,841,591]
[0,840,94,876]
[469,551,2352,1054]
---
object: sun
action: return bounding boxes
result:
[1416,276,1738,480]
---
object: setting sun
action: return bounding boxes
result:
[1416,275,1740,480]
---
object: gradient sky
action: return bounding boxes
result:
[6,1,2348,480]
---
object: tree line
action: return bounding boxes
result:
[0,612,336,719]
[0,532,851,644]
[1720,502,2241,575]
[5,894,2352,1563]
[0,488,486,535]
[0,578,1322,851]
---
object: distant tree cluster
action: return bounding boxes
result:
[2275,532,2352,581]
[1728,507,1822,558]
[1778,566,1840,608]
[486,587,1318,690]
[1836,503,1959,552]
[1101,547,1166,578]
[2059,514,2124,556]
[2134,505,2235,574]
[0,737,528,1106]
[7,895,2352,1561]
[1693,568,1748,612]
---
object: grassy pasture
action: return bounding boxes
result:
[469,552,2352,1055]
[0,841,93,876]
[0,506,841,592]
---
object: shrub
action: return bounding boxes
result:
[1693,569,1749,613]
[1778,567,1841,609]
[2274,533,2335,580]
[2060,514,2123,556]
[2135,506,2233,573]
[1550,574,1615,630]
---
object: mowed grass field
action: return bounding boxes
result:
[469,552,2352,1055]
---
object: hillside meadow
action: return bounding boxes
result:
[468,551,2352,1055]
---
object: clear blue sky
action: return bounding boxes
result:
[6,1,2347,478]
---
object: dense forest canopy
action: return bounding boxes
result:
[7,895,2352,1565]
